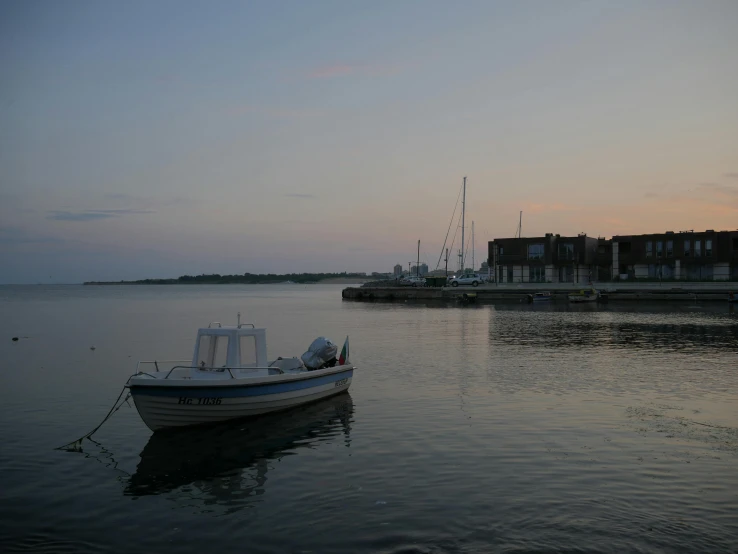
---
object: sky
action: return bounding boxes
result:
[1,0,737,283]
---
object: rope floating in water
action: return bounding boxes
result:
[56,385,132,452]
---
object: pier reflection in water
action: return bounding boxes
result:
[125,393,353,514]
[487,302,738,351]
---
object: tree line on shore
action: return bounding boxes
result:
[84,272,367,285]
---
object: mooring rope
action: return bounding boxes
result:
[56,385,132,451]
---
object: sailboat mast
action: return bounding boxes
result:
[472,221,475,272]
[417,240,420,277]
[461,176,466,272]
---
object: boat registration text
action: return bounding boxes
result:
[178,397,222,405]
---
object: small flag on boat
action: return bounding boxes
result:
[339,336,350,365]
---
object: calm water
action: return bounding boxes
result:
[1,285,737,553]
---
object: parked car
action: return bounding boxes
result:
[399,276,426,287]
[448,273,484,287]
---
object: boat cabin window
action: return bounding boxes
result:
[197,335,229,369]
[213,336,228,367]
[240,335,257,367]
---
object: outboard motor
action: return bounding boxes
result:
[301,337,338,370]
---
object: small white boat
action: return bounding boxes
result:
[127,316,354,431]
[568,288,599,303]
[527,291,553,302]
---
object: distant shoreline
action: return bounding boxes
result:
[82,273,372,286]
[82,279,370,285]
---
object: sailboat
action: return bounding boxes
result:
[436,177,485,284]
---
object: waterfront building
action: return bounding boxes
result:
[612,230,738,281]
[489,233,598,284]
[488,229,738,282]
[393,264,403,277]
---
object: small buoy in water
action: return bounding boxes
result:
[90,346,96,351]
[11,337,19,342]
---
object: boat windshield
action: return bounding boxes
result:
[197,334,229,369]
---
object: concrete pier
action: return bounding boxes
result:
[342,282,737,302]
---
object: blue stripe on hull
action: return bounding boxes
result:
[131,368,353,398]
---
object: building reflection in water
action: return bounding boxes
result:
[487,303,738,352]
[124,393,354,513]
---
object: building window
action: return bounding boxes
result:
[527,244,544,260]
[558,243,574,261]
[695,240,701,257]
[666,240,673,257]
[684,240,691,257]
[705,239,712,257]
[646,241,653,257]
[559,265,574,283]
[656,241,663,257]
[529,266,545,282]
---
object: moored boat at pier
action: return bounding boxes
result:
[568,288,599,303]
[527,291,553,302]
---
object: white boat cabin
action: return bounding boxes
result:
[192,324,268,370]
[187,322,306,377]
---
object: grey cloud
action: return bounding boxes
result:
[284,193,317,199]
[724,173,738,179]
[47,208,155,221]
[47,211,116,221]
[104,193,191,208]
[94,209,157,215]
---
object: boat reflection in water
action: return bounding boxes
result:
[125,393,354,512]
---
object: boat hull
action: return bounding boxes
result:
[568,296,598,303]
[130,367,353,431]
